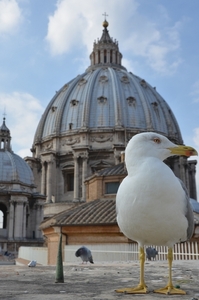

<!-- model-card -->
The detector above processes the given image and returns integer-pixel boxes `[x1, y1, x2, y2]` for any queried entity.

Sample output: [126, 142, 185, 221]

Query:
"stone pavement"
[0, 260, 198, 300]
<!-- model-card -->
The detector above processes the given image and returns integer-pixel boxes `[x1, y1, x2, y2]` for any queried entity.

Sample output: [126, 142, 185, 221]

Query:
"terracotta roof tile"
[40, 199, 117, 229]
[97, 162, 127, 176]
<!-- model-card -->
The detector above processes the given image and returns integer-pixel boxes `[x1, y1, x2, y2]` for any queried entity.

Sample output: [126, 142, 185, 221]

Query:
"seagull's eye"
[153, 138, 161, 144]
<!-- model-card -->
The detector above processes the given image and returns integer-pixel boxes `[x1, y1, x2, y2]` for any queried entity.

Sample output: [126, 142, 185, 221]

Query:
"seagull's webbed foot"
[154, 285, 186, 295]
[154, 248, 186, 295]
[116, 283, 148, 294]
[116, 247, 148, 294]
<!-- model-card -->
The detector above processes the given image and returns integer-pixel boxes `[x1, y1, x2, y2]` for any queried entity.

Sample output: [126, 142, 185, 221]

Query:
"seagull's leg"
[154, 247, 186, 295]
[115, 246, 148, 294]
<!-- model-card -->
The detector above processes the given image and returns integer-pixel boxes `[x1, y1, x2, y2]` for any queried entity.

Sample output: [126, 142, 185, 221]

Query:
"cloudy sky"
[0, 0, 199, 195]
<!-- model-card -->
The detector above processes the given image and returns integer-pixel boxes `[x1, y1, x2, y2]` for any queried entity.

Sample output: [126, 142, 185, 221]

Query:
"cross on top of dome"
[102, 12, 109, 28]
[88, 14, 125, 71]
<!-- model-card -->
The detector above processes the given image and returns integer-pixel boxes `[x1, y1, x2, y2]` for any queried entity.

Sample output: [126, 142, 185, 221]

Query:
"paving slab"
[0, 260, 198, 300]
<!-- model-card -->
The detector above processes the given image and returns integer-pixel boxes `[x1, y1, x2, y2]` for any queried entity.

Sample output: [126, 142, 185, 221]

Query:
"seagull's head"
[125, 132, 197, 163]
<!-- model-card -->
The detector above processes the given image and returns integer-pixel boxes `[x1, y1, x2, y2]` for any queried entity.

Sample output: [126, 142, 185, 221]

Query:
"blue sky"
[0, 0, 199, 195]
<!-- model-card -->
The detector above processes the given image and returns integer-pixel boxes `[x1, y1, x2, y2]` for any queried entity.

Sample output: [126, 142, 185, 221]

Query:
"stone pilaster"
[73, 156, 79, 201]
[46, 160, 53, 203]
[8, 200, 14, 240]
[41, 161, 46, 195]
[81, 153, 88, 202]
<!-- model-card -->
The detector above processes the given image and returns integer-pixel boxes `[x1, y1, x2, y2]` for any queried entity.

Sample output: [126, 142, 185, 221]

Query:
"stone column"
[46, 160, 53, 203]
[73, 156, 79, 201]
[41, 161, 46, 195]
[100, 50, 104, 63]
[112, 50, 116, 64]
[14, 199, 26, 239]
[35, 203, 42, 239]
[22, 202, 27, 238]
[107, 50, 110, 63]
[96, 50, 99, 64]
[8, 200, 14, 240]
[81, 154, 88, 202]
[91, 52, 94, 65]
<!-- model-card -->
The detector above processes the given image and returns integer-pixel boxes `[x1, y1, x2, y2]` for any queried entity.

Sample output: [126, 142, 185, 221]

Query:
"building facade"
[0, 118, 45, 252]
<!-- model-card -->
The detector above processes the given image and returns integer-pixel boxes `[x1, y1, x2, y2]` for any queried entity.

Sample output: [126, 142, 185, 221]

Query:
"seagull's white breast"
[116, 157, 188, 247]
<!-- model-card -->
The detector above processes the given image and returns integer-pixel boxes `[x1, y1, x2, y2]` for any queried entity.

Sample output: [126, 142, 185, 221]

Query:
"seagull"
[116, 132, 197, 295]
[75, 246, 94, 264]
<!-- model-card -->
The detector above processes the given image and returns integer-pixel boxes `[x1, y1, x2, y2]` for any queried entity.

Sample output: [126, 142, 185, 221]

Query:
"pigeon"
[116, 132, 197, 295]
[146, 247, 158, 260]
[75, 246, 94, 264]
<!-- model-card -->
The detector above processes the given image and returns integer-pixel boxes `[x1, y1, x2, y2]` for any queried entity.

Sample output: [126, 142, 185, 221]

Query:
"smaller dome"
[0, 151, 34, 185]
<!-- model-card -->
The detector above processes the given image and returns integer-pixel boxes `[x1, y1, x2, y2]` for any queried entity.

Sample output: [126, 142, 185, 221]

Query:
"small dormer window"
[69, 123, 73, 130]
[70, 99, 79, 106]
[99, 75, 108, 83]
[151, 101, 158, 107]
[127, 97, 136, 106]
[51, 106, 57, 112]
[121, 76, 129, 83]
[97, 96, 107, 104]
[140, 79, 147, 88]
[78, 78, 87, 86]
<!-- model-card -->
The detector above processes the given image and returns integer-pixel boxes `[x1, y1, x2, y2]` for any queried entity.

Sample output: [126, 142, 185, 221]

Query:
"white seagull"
[116, 132, 197, 295]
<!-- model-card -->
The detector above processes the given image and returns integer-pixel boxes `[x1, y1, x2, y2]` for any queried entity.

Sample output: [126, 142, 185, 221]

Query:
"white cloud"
[45, 0, 182, 75]
[123, 19, 182, 75]
[0, 0, 22, 35]
[45, 0, 138, 56]
[0, 92, 44, 157]
[191, 80, 199, 103]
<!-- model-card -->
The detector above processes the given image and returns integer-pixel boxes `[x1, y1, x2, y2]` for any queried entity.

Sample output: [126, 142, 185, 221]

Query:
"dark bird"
[75, 246, 94, 264]
[116, 132, 197, 295]
[146, 247, 158, 260]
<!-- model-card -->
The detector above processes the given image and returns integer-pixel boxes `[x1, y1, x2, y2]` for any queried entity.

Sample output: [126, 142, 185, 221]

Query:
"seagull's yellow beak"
[168, 145, 198, 157]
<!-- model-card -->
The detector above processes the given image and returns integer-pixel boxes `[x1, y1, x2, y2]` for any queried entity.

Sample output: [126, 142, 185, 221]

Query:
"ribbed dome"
[0, 150, 34, 185]
[34, 68, 182, 144]
[34, 21, 183, 146]
[0, 118, 34, 186]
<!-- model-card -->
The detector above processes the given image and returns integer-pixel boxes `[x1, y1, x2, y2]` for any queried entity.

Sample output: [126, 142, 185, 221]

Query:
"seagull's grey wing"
[178, 179, 194, 240]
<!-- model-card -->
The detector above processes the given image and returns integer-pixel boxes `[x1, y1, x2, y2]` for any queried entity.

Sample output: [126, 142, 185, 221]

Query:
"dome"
[0, 151, 34, 185]
[34, 69, 182, 144]
[0, 118, 34, 186]
[34, 22, 182, 146]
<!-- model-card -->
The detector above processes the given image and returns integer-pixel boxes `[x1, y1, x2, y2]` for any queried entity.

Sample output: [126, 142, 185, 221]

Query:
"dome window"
[99, 75, 108, 83]
[51, 106, 57, 112]
[78, 78, 87, 86]
[140, 79, 147, 87]
[97, 96, 107, 104]
[70, 99, 79, 106]
[151, 101, 158, 107]
[69, 123, 73, 130]
[127, 97, 136, 106]
[121, 76, 129, 83]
